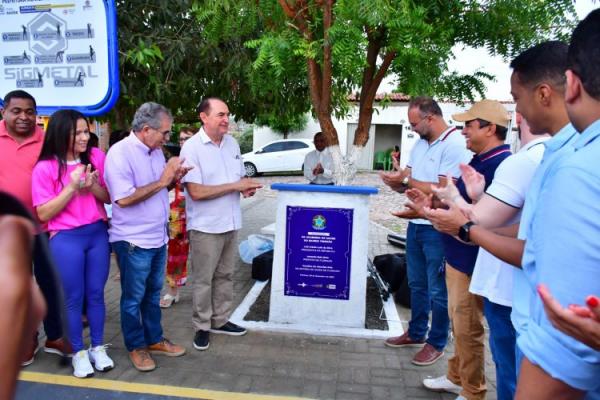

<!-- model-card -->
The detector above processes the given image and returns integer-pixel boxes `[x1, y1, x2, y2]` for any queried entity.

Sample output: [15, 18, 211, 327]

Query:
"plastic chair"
[373, 151, 386, 170]
[383, 150, 393, 171]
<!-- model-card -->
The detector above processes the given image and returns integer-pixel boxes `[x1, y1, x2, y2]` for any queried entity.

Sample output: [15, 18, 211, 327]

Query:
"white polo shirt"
[180, 128, 245, 234]
[407, 126, 471, 224]
[469, 137, 548, 306]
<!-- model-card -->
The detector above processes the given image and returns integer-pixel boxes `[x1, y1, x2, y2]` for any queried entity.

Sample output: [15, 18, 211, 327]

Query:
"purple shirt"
[104, 133, 169, 248]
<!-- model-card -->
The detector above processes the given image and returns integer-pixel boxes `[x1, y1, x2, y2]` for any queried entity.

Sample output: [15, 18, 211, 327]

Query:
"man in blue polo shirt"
[515, 10, 600, 399]
[423, 100, 512, 400]
[382, 96, 470, 367]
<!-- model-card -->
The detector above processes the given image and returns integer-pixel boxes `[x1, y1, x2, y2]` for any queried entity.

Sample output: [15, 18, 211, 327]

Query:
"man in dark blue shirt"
[422, 100, 512, 400]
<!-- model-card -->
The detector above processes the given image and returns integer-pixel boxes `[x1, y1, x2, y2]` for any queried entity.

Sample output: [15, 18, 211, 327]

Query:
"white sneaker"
[455, 396, 467, 400]
[88, 345, 115, 372]
[72, 350, 94, 378]
[423, 375, 462, 394]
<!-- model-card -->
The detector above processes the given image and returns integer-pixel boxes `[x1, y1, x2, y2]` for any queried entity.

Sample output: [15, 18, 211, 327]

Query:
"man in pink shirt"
[0, 90, 68, 365]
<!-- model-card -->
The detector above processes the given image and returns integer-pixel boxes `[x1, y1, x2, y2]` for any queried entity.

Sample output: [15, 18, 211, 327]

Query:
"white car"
[242, 139, 314, 177]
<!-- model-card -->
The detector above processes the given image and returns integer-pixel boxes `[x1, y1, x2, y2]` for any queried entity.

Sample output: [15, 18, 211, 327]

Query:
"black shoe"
[193, 330, 209, 351]
[209, 321, 247, 336]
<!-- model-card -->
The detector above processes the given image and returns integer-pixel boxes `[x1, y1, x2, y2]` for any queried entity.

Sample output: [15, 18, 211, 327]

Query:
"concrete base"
[231, 280, 404, 339]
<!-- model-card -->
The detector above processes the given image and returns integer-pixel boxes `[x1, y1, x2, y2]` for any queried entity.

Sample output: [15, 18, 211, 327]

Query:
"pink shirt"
[0, 120, 45, 216]
[32, 147, 108, 232]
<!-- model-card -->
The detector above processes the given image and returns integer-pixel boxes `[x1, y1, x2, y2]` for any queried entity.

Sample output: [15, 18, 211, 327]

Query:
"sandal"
[160, 293, 180, 308]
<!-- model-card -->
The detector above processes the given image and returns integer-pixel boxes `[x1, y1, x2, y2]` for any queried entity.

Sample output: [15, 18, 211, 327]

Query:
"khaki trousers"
[189, 230, 238, 332]
[446, 263, 486, 400]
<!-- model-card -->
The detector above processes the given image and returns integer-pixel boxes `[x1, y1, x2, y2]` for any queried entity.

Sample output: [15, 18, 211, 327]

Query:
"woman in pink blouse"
[32, 109, 113, 378]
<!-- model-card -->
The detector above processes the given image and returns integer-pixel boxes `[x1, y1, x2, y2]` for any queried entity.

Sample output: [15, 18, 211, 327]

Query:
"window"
[283, 141, 309, 150]
[261, 142, 285, 153]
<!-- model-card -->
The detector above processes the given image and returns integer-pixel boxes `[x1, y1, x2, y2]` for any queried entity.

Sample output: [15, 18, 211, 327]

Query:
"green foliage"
[198, 0, 576, 130]
[237, 127, 254, 154]
[110, 0, 577, 145]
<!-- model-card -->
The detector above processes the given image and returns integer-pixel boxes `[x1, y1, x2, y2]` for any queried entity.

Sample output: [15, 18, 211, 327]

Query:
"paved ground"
[18, 173, 498, 400]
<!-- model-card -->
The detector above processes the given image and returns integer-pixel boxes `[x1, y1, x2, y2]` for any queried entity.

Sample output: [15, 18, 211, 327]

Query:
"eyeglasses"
[409, 115, 431, 128]
[148, 126, 172, 137]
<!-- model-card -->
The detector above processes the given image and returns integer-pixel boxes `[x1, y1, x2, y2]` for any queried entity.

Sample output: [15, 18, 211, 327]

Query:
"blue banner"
[285, 206, 353, 300]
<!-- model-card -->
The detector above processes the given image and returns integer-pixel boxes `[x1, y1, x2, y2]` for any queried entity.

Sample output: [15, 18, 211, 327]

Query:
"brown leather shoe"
[147, 338, 186, 357]
[412, 343, 444, 366]
[384, 332, 425, 348]
[129, 349, 156, 372]
[44, 337, 73, 357]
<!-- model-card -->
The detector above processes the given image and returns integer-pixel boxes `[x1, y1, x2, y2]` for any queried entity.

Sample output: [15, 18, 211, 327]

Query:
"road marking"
[19, 372, 310, 400]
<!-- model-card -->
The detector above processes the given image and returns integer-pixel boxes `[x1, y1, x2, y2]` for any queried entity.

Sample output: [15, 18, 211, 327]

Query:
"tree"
[111, 0, 312, 134]
[198, 0, 577, 183]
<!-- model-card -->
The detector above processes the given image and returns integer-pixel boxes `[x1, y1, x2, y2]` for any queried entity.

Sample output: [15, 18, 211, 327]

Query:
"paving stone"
[23, 173, 500, 400]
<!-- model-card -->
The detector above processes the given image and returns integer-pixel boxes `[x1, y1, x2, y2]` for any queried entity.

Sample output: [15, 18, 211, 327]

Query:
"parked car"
[242, 139, 314, 177]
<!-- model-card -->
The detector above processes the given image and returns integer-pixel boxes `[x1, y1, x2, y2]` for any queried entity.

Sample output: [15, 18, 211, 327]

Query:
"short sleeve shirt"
[0, 120, 45, 216]
[518, 120, 600, 393]
[442, 144, 512, 275]
[32, 147, 108, 232]
[104, 133, 170, 248]
[469, 137, 547, 306]
[512, 125, 578, 333]
[181, 128, 245, 234]
[407, 127, 471, 225]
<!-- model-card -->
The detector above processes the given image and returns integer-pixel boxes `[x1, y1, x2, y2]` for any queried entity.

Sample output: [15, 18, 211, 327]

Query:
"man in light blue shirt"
[516, 10, 600, 399]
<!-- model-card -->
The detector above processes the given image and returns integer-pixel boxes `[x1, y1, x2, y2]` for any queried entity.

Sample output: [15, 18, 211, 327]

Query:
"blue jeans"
[113, 241, 166, 352]
[406, 223, 449, 350]
[50, 221, 110, 352]
[484, 298, 517, 400]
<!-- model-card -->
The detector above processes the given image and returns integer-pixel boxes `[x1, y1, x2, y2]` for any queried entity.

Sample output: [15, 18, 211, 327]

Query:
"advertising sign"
[285, 206, 353, 300]
[0, 0, 118, 115]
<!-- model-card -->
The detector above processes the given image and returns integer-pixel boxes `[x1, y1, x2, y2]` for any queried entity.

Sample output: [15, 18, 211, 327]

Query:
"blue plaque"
[285, 206, 353, 300]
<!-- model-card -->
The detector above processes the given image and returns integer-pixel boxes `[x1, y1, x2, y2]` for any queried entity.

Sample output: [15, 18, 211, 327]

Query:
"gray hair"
[131, 102, 173, 133]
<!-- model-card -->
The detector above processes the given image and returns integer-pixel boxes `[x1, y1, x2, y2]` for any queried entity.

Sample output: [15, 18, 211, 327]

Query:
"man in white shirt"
[303, 132, 334, 185]
[180, 97, 262, 351]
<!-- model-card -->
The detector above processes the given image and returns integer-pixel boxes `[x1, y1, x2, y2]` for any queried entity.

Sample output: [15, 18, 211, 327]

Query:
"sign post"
[0, 0, 118, 115]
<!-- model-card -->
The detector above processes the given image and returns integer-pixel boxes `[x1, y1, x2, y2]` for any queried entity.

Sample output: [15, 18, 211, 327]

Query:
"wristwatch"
[458, 221, 475, 243]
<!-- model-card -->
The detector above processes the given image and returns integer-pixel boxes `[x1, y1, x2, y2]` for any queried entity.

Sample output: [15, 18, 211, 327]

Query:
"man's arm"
[186, 178, 262, 201]
[515, 357, 585, 400]
[469, 225, 524, 267]
[303, 153, 316, 182]
[115, 157, 182, 208]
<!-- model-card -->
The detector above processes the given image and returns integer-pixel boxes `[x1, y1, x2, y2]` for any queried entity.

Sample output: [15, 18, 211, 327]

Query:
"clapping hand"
[431, 173, 460, 204]
[404, 188, 432, 217]
[69, 165, 86, 191]
[460, 164, 485, 202]
[81, 164, 99, 190]
[423, 199, 470, 236]
[380, 168, 408, 193]
[538, 284, 600, 351]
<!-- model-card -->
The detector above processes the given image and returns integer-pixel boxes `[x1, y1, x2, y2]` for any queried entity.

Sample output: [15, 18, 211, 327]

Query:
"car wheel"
[244, 162, 258, 177]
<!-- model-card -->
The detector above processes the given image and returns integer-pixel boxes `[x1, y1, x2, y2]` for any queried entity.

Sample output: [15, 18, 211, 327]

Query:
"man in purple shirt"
[104, 102, 190, 372]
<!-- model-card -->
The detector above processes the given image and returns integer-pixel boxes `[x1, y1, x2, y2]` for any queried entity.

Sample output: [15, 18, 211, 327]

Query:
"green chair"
[383, 149, 393, 171]
[373, 151, 386, 170]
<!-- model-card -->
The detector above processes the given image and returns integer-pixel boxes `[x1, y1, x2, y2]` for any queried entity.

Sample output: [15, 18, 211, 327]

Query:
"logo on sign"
[28, 12, 68, 57]
[312, 215, 326, 230]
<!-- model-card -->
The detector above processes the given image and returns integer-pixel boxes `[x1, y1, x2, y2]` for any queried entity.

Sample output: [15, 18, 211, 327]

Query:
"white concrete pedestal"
[269, 183, 377, 329]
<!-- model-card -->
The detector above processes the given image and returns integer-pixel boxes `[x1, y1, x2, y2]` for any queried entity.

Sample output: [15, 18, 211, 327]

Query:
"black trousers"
[33, 233, 63, 341]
